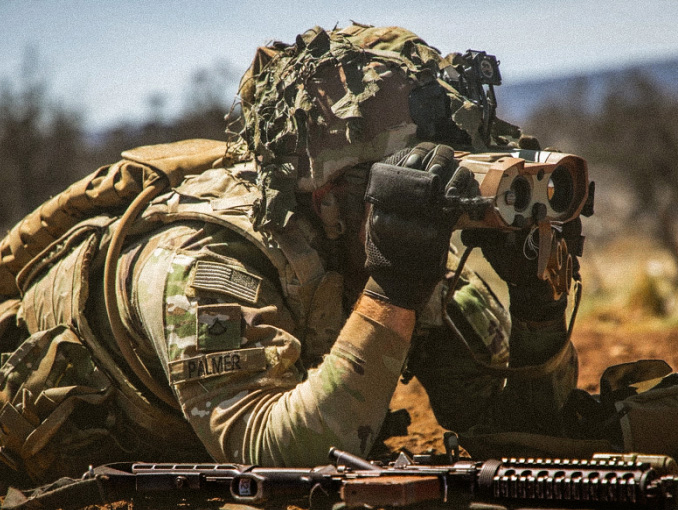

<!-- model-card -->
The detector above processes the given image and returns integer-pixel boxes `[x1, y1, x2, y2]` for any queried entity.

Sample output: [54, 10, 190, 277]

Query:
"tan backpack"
[0, 139, 230, 299]
[0, 139, 233, 482]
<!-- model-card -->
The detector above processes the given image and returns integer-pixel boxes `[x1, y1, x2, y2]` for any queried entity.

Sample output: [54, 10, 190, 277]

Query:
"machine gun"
[5, 447, 677, 509]
[129, 449, 678, 509]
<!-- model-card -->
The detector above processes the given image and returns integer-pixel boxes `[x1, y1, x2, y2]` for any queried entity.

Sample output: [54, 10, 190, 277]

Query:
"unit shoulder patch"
[168, 347, 267, 385]
[196, 303, 242, 352]
[190, 260, 261, 304]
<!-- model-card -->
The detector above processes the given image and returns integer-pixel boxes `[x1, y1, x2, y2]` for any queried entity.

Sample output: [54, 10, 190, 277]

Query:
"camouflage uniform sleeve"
[410, 251, 577, 435]
[496, 314, 578, 434]
[125, 221, 409, 466]
[410, 265, 510, 433]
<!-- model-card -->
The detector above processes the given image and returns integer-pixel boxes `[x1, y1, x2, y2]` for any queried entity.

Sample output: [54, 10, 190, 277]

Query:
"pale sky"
[2, 0, 678, 130]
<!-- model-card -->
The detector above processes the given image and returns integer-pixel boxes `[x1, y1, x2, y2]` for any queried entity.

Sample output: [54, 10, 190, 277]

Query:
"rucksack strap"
[100, 140, 228, 410]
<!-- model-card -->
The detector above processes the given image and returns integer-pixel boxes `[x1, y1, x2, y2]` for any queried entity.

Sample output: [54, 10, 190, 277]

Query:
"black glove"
[363, 143, 464, 310]
[461, 219, 583, 322]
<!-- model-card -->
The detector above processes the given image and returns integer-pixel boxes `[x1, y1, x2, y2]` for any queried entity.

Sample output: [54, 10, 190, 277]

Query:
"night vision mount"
[443, 50, 502, 144]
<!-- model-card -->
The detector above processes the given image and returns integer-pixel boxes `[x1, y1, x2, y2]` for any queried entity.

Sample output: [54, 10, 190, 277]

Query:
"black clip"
[444, 431, 460, 463]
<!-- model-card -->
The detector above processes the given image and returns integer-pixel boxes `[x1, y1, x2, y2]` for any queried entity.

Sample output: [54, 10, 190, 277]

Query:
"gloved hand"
[460, 219, 583, 322]
[363, 143, 468, 310]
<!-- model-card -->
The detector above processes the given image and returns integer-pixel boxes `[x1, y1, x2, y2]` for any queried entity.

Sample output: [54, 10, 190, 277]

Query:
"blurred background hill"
[499, 56, 678, 123]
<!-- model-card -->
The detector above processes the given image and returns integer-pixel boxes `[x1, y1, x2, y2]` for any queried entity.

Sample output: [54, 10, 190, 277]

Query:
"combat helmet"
[238, 22, 521, 231]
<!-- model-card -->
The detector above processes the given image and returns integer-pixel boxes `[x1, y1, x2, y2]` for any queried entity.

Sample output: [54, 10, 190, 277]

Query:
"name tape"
[169, 347, 267, 384]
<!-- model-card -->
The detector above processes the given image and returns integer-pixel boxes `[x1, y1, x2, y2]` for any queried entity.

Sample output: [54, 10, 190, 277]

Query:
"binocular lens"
[548, 166, 574, 213]
[510, 176, 531, 212]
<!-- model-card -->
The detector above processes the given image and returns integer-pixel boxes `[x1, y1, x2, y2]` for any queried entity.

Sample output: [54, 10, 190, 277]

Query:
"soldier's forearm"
[253, 294, 414, 466]
[498, 315, 577, 434]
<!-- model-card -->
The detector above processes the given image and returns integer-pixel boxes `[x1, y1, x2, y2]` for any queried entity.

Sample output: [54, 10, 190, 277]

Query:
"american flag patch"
[191, 260, 261, 304]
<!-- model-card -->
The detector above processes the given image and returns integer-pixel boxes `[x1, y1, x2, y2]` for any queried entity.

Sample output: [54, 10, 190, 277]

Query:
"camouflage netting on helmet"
[239, 23, 517, 232]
